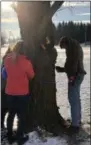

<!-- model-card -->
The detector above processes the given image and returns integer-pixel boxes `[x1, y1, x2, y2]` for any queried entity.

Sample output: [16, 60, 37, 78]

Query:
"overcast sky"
[1, 2, 90, 38]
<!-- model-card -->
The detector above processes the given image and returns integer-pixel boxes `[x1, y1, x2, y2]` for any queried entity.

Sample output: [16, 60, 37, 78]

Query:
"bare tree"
[11, 1, 66, 134]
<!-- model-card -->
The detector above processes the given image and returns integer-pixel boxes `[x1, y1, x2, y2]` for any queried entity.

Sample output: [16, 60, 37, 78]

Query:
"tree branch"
[37, 2, 64, 38]
[50, 1, 64, 18]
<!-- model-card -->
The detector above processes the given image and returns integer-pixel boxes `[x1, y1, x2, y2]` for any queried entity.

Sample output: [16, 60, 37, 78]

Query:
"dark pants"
[1, 108, 8, 128]
[1, 90, 8, 128]
[6, 94, 30, 139]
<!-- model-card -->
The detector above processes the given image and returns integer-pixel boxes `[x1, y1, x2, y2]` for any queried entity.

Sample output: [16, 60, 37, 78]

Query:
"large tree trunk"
[13, 1, 66, 134]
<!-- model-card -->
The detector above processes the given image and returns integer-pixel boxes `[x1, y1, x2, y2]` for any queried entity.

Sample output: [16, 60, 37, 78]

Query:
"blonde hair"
[3, 45, 12, 62]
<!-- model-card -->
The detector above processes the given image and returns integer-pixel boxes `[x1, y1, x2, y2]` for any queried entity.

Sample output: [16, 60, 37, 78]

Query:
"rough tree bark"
[12, 1, 66, 134]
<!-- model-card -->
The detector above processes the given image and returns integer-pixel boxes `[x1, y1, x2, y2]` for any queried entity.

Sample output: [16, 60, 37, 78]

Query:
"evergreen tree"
[55, 21, 90, 44]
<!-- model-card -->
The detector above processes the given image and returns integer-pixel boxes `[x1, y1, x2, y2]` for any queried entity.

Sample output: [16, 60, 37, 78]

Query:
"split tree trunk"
[12, 1, 66, 134]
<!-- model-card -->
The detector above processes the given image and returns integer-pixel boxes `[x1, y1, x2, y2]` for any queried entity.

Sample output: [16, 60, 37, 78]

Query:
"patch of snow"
[24, 132, 67, 145]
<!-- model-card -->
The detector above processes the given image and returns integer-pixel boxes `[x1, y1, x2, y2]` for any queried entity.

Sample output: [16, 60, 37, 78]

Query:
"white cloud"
[76, 13, 90, 16]
[63, 2, 90, 7]
[73, 20, 90, 23]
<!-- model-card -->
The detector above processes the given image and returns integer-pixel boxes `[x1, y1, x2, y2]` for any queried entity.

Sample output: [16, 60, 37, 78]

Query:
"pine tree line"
[53, 21, 91, 44]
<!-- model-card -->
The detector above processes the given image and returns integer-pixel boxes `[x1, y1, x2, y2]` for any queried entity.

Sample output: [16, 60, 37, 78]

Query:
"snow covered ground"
[1, 45, 90, 145]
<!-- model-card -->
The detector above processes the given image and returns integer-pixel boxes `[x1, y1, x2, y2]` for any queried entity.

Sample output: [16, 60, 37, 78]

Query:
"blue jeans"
[68, 73, 85, 127]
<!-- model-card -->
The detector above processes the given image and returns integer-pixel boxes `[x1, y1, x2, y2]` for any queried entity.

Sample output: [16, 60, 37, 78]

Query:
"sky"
[1, 2, 90, 39]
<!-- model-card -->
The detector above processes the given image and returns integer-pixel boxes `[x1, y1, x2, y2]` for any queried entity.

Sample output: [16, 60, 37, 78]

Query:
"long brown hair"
[10, 40, 24, 63]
